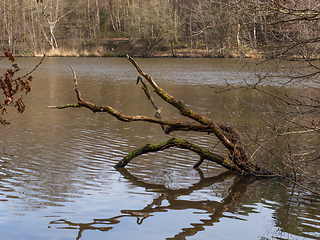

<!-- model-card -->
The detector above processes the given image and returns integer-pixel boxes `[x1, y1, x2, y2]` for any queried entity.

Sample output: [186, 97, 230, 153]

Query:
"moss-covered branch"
[47, 103, 80, 109]
[126, 55, 261, 174]
[114, 137, 237, 171]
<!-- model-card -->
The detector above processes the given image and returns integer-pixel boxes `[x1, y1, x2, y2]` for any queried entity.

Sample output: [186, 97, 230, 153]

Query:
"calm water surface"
[0, 57, 319, 240]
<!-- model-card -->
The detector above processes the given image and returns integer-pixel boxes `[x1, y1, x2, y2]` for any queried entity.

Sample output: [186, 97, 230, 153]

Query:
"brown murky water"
[0, 57, 319, 240]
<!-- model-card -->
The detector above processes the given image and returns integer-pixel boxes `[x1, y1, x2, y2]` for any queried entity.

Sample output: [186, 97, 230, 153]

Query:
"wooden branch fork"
[48, 56, 274, 176]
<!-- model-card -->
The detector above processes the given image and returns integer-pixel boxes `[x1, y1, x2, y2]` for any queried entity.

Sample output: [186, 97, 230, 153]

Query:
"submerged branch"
[114, 137, 237, 171]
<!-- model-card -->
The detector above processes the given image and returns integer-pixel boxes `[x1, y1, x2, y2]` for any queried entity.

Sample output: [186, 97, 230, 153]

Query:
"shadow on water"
[49, 169, 257, 240]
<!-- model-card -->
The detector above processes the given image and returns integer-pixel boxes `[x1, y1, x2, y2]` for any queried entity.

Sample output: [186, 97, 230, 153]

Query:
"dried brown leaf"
[4, 50, 15, 62]
[24, 83, 31, 94]
[2, 108, 8, 115]
[7, 69, 14, 78]
[15, 97, 25, 113]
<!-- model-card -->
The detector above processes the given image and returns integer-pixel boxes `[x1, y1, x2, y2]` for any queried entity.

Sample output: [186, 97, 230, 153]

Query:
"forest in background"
[1, 0, 319, 58]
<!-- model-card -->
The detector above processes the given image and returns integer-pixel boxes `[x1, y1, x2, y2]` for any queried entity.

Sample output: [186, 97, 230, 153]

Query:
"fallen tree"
[48, 55, 283, 177]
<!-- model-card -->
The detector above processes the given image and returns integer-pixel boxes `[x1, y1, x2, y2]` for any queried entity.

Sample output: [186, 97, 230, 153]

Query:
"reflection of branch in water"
[168, 174, 256, 239]
[49, 168, 256, 240]
[49, 219, 113, 240]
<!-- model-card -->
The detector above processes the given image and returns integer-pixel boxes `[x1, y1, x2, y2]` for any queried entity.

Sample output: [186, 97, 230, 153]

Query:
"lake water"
[0, 57, 319, 240]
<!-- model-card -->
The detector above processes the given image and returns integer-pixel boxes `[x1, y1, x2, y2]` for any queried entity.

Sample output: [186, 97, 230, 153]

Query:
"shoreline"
[5, 39, 263, 59]
[5, 45, 310, 60]
[10, 49, 262, 59]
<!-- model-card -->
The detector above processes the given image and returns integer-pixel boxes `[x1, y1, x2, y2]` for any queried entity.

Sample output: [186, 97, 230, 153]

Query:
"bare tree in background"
[126, 0, 178, 56]
[217, 0, 320, 186]
[35, 0, 74, 50]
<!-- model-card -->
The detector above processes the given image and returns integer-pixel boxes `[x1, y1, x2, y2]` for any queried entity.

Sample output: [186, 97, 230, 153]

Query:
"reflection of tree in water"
[49, 168, 257, 240]
[270, 184, 320, 239]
